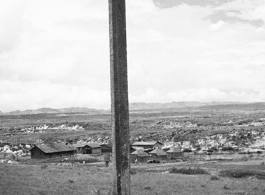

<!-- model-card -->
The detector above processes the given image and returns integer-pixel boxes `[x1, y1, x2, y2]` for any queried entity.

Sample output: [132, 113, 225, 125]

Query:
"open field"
[1, 105, 265, 194]
[1, 108, 265, 145]
[1, 160, 265, 195]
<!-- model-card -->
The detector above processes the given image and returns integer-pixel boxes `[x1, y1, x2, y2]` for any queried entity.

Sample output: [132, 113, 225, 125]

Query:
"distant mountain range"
[129, 101, 245, 110]
[2, 107, 107, 115]
[1, 102, 265, 115]
[129, 102, 265, 111]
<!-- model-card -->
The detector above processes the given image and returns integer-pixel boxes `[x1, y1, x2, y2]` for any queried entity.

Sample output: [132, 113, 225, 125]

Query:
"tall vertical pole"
[109, 0, 130, 195]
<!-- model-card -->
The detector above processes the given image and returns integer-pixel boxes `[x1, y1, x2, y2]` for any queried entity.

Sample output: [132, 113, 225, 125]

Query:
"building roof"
[167, 147, 182, 153]
[73, 142, 101, 148]
[149, 148, 167, 156]
[132, 141, 162, 146]
[73, 143, 87, 148]
[100, 143, 112, 148]
[131, 150, 149, 157]
[31, 142, 76, 153]
[87, 142, 101, 148]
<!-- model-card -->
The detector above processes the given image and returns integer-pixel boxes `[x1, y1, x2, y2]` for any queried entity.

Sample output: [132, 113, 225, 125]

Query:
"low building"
[149, 148, 168, 161]
[167, 147, 183, 159]
[74, 142, 101, 155]
[30, 142, 76, 159]
[131, 150, 150, 163]
[100, 143, 112, 154]
[132, 141, 163, 149]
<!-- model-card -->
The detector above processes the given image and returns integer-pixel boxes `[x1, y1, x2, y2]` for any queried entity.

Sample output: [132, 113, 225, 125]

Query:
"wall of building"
[31, 148, 75, 159]
[91, 148, 101, 154]
[101, 146, 112, 153]
[31, 147, 45, 159]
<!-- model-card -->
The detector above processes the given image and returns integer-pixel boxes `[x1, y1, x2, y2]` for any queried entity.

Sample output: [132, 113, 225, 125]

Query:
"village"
[0, 125, 265, 165]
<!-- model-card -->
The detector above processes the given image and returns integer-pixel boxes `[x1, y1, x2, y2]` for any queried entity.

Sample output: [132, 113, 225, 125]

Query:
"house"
[149, 148, 168, 161]
[73, 142, 101, 155]
[30, 142, 76, 159]
[100, 143, 112, 154]
[167, 147, 183, 159]
[131, 150, 150, 163]
[132, 141, 163, 149]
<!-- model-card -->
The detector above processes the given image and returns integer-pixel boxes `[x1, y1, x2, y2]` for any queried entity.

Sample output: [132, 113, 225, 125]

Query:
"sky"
[0, 0, 265, 112]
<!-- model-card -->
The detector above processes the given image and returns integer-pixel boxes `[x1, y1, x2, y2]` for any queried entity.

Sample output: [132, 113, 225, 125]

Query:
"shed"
[149, 148, 168, 161]
[100, 143, 112, 154]
[74, 142, 101, 155]
[131, 150, 150, 163]
[30, 142, 76, 159]
[167, 147, 183, 159]
[132, 141, 163, 149]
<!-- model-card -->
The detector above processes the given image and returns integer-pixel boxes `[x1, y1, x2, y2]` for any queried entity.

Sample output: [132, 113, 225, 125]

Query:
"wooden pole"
[109, 0, 130, 195]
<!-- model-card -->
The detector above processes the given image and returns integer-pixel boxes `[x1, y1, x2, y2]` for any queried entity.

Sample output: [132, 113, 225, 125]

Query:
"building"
[73, 142, 101, 155]
[167, 147, 183, 159]
[149, 148, 168, 161]
[100, 143, 112, 154]
[30, 142, 76, 159]
[132, 141, 163, 149]
[131, 150, 150, 163]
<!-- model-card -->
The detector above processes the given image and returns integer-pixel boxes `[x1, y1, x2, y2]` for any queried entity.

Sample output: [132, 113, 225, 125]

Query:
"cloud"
[0, 0, 26, 53]
[153, 0, 237, 8]
[0, 80, 110, 112]
[211, 0, 265, 25]
[130, 87, 265, 103]
[128, 0, 265, 102]
[0, 0, 265, 111]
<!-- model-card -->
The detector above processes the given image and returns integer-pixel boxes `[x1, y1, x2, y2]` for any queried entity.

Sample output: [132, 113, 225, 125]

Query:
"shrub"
[223, 184, 230, 190]
[40, 164, 48, 169]
[130, 169, 137, 175]
[219, 169, 265, 180]
[91, 189, 112, 195]
[210, 175, 219, 180]
[221, 146, 234, 151]
[144, 186, 151, 190]
[182, 148, 192, 153]
[169, 167, 208, 175]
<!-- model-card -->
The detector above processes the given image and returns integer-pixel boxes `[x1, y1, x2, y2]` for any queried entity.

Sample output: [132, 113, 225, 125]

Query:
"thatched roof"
[31, 143, 76, 153]
[149, 148, 167, 156]
[131, 150, 149, 157]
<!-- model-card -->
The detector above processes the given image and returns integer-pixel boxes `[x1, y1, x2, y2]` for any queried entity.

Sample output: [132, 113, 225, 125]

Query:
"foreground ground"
[1, 160, 265, 195]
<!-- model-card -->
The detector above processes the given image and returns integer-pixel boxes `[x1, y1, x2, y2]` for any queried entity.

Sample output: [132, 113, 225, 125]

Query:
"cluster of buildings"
[29, 141, 183, 164]
[2, 128, 264, 163]
[30, 142, 112, 159]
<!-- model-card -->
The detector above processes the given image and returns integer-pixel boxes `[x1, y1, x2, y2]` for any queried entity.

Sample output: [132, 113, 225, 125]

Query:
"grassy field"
[1, 109, 265, 194]
[1, 161, 265, 195]
[1, 109, 265, 145]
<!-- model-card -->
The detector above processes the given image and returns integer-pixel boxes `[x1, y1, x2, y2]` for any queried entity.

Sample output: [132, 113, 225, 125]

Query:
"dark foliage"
[169, 167, 209, 175]
[219, 169, 265, 180]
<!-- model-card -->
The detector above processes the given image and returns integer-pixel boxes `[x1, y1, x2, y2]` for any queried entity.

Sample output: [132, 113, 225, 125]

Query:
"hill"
[1, 102, 265, 115]
[129, 101, 245, 110]
[3, 107, 106, 115]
